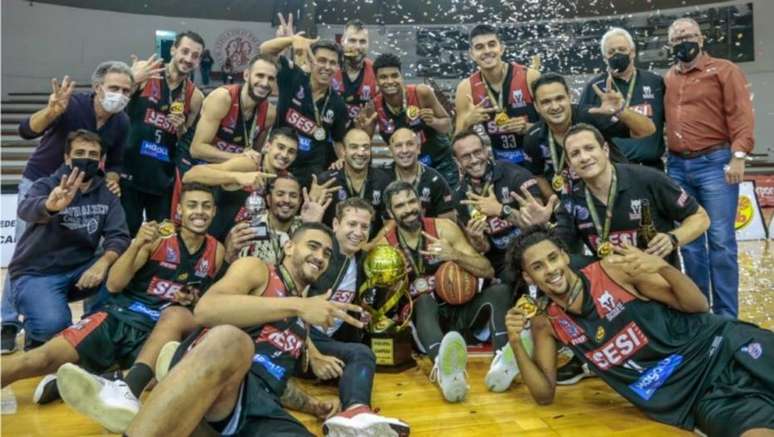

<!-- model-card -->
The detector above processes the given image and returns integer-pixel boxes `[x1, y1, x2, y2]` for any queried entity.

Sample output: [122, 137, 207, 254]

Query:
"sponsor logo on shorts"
[252, 353, 286, 380]
[741, 342, 762, 360]
[629, 354, 683, 400]
[708, 335, 723, 357]
[128, 301, 162, 321]
[586, 321, 648, 371]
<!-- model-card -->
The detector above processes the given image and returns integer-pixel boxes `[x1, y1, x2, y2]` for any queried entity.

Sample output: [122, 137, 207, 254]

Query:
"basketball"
[434, 261, 478, 305]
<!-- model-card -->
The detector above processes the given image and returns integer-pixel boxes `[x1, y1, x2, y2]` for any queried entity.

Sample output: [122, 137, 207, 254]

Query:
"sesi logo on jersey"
[285, 108, 317, 136]
[257, 325, 305, 358]
[147, 277, 184, 300]
[585, 321, 649, 371]
[144, 108, 178, 134]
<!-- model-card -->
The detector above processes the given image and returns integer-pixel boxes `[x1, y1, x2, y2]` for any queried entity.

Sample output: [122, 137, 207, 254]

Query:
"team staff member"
[387, 127, 456, 220]
[121, 31, 206, 235]
[555, 124, 709, 267]
[664, 18, 755, 318]
[368, 53, 458, 189]
[260, 34, 348, 187]
[333, 19, 377, 123]
[506, 226, 774, 436]
[523, 73, 655, 199]
[454, 24, 540, 165]
[452, 131, 552, 282]
[1, 184, 224, 434]
[579, 27, 666, 169]
[313, 129, 392, 236]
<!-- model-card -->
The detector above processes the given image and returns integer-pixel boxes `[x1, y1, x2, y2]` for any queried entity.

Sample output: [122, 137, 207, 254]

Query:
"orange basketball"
[434, 261, 478, 305]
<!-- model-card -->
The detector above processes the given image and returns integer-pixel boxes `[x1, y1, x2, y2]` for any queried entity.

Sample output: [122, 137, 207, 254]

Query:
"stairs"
[1, 90, 54, 192]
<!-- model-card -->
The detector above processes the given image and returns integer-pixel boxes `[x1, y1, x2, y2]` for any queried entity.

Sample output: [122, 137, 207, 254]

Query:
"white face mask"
[100, 90, 129, 114]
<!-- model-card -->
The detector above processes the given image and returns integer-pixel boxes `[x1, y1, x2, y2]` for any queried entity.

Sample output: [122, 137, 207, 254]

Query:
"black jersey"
[317, 167, 392, 237]
[384, 217, 444, 298]
[386, 163, 454, 218]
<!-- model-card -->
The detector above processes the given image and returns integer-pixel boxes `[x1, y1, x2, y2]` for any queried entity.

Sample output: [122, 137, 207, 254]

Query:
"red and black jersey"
[385, 217, 443, 297]
[468, 62, 538, 165]
[333, 58, 377, 121]
[213, 84, 270, 154]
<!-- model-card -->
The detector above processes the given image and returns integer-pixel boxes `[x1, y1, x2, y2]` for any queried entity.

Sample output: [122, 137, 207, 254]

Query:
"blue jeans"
[667, 148, 739, 318]
[8, 260, 99, 346]
[307, 327, 375, 408]
[2, 176, 34, 330]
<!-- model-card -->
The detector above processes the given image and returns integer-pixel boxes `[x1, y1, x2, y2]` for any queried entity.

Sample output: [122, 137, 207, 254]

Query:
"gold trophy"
[358, 245, 415, 371]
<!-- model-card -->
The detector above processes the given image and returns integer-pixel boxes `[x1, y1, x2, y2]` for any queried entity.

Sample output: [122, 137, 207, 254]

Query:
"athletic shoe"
[56, 363, 139, 433]
[485, 344, 519, 392]
[323, 405, 410, 437]
[155, 340, 180, 382]
[1, 325, 18, 354]
[429, 331, 468, 403]
[33, 374, 60, 404]
[556, 355, 593, 385]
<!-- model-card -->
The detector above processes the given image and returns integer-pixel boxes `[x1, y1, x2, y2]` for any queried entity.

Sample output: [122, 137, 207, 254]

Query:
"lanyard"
[397, 230, 424, 276]
[278, 264, 302, 297]
[547, 131, 565, 177]
[344, 171, 367, 199]
[482, 63, 507, 112]
[241, 103, 258, 150]
[385, 87, 407, 117]
[394, 163, 424, 192]
[312, 87, 332, 128]
[611, 70, 638, 108]
[584, 167, 618, 257]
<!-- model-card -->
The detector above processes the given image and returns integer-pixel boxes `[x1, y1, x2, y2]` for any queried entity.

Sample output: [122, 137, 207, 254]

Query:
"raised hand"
[499, 115, 529, 135]
[300, 290, 364, 328]
[45, 168, 86, 212]
[355, 102, 378, 131]
[589, 75, 625, 115]
[308, 174, 342, 204]
[234, 171, 276, 190]
[134, 220, 161, 247]
[460, 186, 503, 218]
[505, 306, 528, 341]
[300, 186, 332, 223]
[510, 187, 557, 227]
[419, 108, 435, 125]
[47, 76, 76, 117]
[464, 94, 497, 127]
[129, 53, 165, 85]
[276, 13, 294, 37]
[608, 243, 669, 275]
[224, 222, 256, 263]
[419, 231, 456, 262]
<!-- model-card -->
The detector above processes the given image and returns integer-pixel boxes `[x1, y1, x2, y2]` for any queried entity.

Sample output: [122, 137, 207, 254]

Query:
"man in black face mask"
[5, 130, 130, 349]
[579, 27, 666, 170]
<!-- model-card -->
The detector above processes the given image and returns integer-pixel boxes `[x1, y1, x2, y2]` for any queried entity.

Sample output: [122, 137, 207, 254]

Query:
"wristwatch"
[733, 151, 747, 160]
[500, 204, 513, 219]
[667, 232, 679, 250]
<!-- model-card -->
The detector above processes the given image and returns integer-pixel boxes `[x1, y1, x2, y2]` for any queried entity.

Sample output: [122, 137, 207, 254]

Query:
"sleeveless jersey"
[109, 234, 219, 329]
[124, 74, 196, 194]
[333, 58, 377, 121]
[374, 85, 452, 165]
[245, 264, 308, 396]
[547, 262, 740, 429]
[469, 63, 538, 164]
[385, 218, 442, 297]
[213, 84, 270, 154]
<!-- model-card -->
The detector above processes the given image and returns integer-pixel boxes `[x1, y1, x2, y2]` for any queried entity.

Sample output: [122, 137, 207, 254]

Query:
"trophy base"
[367, 329, 416, 373]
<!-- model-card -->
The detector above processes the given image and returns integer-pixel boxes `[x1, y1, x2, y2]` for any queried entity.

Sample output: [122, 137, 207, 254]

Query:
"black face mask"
[70, 158, 101, 181]
[607, 53, 631, 73]
[673, 41, 700, 63]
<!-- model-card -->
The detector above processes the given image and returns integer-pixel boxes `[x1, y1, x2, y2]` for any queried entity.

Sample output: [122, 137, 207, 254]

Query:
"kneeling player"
[0, 183, 224, 433]
[506, 226, 773, 436]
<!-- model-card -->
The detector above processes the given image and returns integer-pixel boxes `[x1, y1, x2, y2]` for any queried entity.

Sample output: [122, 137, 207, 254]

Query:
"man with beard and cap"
[297, 197, 411, 435]
[312, 128, 392, 236]
[365, 53, 459, 190]
[663, 18, 754, 319]
[523, 72, 655, 200]
[1, 183, 224, 434]
[121, 31, 206, 235]
[387, 127, 456, 220]
[332, 20, 377, 125]
[579, 27, 666, 170]
[4, 130, 130, 349]
[260, 34, 348, 188]
[374, 181, 523, 403]
[505, 226, 774, 436]
[124, 224, 378, 437]
[454, 24, 541, 166]
[182, 126, 298, 241]
[451, 130, 554, 283]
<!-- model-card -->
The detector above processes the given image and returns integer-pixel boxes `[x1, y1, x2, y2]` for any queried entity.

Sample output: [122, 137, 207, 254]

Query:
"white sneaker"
[323, 405, 410, 436]
[429, 331, 468, 403]
[155, 341, 180, 382]
[485, 343, 519, 392]
[56, 363, 139, 433]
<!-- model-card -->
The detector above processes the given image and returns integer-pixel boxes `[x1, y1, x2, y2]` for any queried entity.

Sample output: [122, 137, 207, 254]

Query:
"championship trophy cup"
[239, 191, 269, 258]
[358, 245, 415, 371]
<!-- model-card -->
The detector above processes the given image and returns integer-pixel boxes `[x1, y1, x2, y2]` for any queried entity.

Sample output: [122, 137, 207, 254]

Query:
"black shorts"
[59, 310, 150, 373]
[694, 328, 774, 436]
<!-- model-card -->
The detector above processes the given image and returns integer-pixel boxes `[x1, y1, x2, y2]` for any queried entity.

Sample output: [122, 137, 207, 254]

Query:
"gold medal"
[516, 295, 539, 319]
[170, 101, 184, 115]
[313, 127, 326, 141]
[551, 174, 565, 192]
[597, 241, 613, 258]
[159, 220, 176, 238]
[494, 111, 510, 127]
[406, 105, 419, 120]
[413, 277, 430, 294]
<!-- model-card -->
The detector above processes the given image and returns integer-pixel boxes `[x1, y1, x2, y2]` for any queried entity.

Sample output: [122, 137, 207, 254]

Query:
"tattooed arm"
[280, 379, 341, 419]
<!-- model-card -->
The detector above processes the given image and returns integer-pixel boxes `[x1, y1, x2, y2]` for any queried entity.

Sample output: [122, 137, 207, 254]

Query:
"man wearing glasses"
[663, 18, 755, 318]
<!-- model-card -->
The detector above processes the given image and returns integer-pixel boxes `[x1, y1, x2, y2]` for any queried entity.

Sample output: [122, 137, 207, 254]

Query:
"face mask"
[100, 91, 129, 113]
[673, 41, 700, 63]
[70, 158, 101, 181]
[607, 53, 631, 73]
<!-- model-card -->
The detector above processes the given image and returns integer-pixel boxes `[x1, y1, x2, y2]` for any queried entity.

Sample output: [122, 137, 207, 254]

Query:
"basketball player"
[454, 24, 540, 165]
[1, 184, 224, 433]
[333, 20, 377, 124]
[506, 226, 774, 436]
[121, 31, 206, 235]
[123, 224, 399, 437]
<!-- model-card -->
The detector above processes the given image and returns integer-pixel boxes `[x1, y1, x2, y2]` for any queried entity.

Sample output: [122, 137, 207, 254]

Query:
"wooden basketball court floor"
[2, 240, 772, 436]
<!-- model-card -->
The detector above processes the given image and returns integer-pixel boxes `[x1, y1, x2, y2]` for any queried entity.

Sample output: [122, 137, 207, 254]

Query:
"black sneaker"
[33, 374, 60, 404]
[556, 355, 593, 385]
[1, 325, 18, 354]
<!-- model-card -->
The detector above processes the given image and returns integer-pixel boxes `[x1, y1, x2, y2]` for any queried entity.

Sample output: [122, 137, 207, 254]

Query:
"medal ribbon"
[584, 167, 618, 252]
[312, 87, 332, 130]
[482, 63, 507, 112]
[397, 230, 424, 276]
[611, 69, 638, 108]
[547, 131, 566, 180]
[344, 170, 368, 199]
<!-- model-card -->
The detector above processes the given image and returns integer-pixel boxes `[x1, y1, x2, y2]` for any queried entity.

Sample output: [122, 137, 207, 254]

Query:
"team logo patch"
[595, 290, 626, 321]
[338, 189, 348, 201]
[295, 86, 305, 100]
[742, 342, 762, 360]
[574, 204, 590, 220]
[361, 85, 371, 100]
[372, 191, 381, 205]
[323, 109, 335, 124]
[512, 89, 526, 108]
[629, 199, 642, 221]
[195, 259, 210, 278]
[421, 187, 431, 202]
[595, 326, 606, 343]
[642, 86, 654, 100]
[501, 187, 510, 203]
